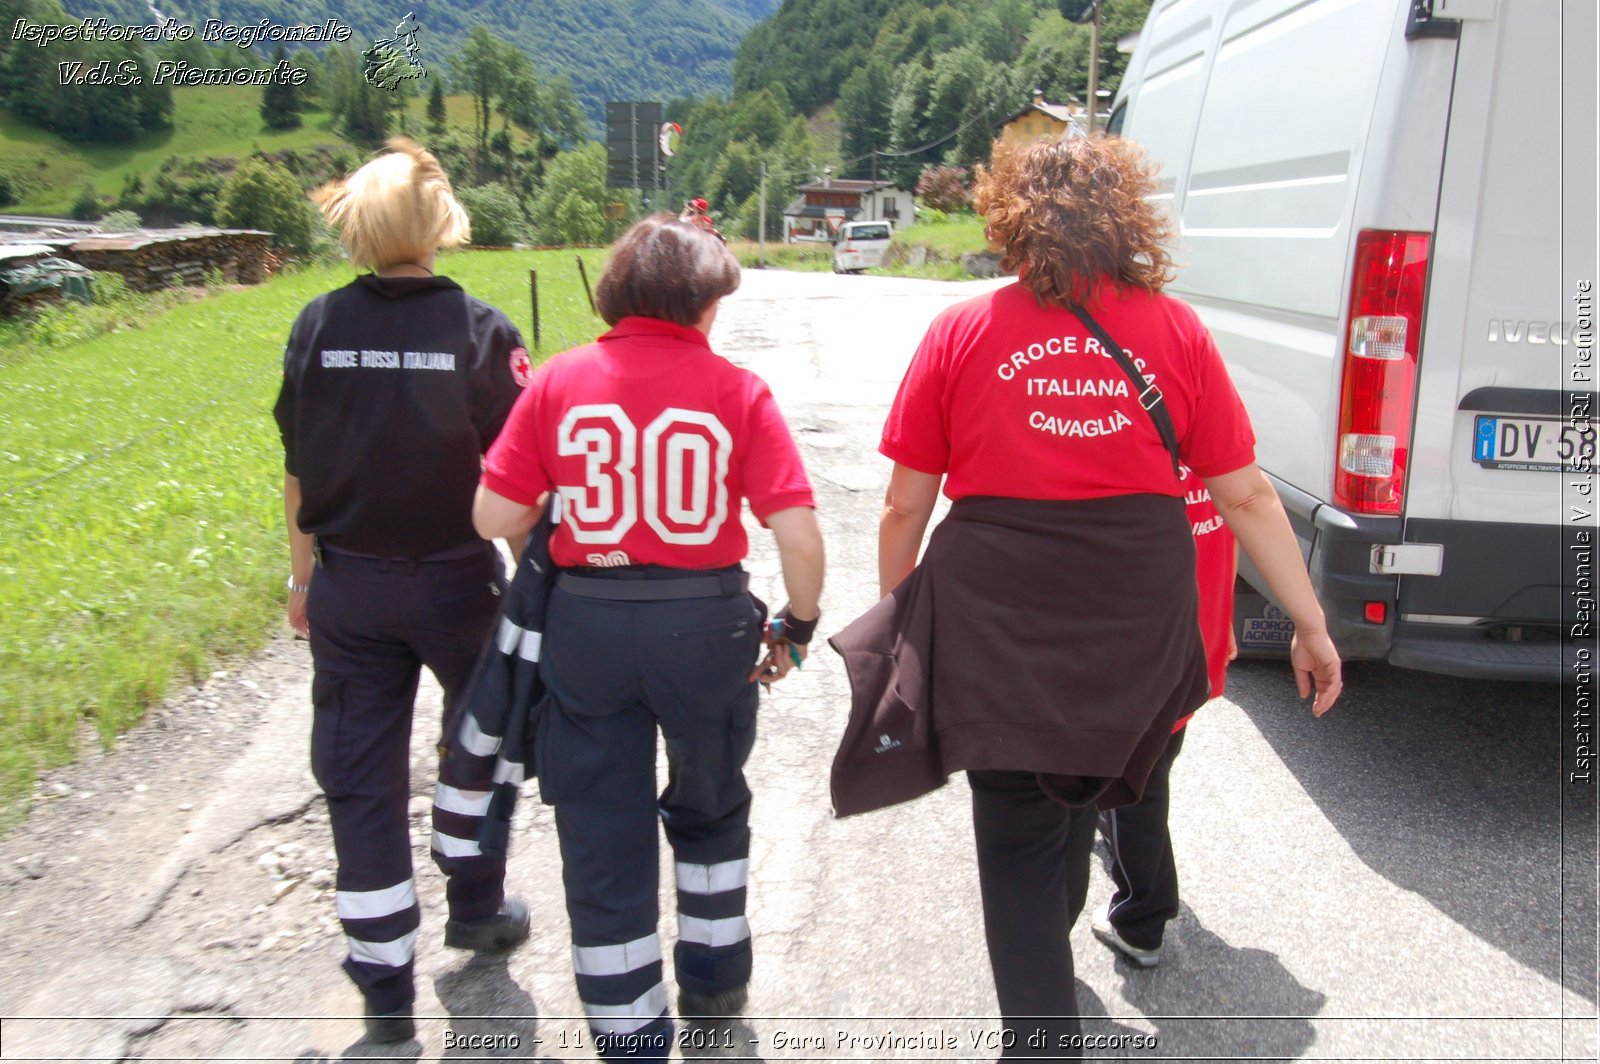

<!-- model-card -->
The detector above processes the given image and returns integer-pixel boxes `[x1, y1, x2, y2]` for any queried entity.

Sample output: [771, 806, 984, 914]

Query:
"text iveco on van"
[1111, 0, 1594, 680]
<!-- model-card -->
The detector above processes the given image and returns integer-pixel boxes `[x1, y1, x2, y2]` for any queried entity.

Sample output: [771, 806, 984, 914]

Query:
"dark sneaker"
[364, 1003, 416, 1043]
[444, 895, 531, 952]
[1090, 908, 1162, 968]
[679, 985, 749, 1018]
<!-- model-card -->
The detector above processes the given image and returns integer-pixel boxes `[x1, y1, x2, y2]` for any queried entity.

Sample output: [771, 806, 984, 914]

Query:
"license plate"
[1472, 415, 1595, 472]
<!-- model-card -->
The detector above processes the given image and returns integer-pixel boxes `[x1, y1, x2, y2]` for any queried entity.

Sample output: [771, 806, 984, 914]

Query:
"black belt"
[556, 568, 748, 601]
[318, 539, 489, 564]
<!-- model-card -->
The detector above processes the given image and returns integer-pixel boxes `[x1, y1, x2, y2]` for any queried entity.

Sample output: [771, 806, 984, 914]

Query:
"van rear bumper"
[1249, 474, 1571, 682]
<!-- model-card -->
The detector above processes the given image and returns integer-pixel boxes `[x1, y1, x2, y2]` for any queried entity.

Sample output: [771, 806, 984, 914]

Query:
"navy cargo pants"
[307, 542, 509, 1015]
[536, 568, 763, 1062]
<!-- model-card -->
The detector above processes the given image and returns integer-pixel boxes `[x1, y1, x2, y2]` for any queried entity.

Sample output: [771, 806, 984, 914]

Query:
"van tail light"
[1333, 229, 1430, 515]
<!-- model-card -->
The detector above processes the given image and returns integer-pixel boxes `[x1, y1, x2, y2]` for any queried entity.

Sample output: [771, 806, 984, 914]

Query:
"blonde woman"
[273, 139, 532, 1044]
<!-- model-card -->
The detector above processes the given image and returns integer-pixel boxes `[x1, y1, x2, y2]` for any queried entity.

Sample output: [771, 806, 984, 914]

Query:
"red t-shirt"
[482, 316, 815, 569]
[881, 282, 1256, 500]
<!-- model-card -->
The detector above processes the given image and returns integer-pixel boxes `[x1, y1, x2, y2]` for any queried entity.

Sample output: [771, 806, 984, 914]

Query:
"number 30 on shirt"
[556, 404, 732, 546]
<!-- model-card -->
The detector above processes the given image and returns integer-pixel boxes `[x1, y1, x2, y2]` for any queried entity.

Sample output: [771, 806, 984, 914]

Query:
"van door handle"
[1370, 543, 1444, 576]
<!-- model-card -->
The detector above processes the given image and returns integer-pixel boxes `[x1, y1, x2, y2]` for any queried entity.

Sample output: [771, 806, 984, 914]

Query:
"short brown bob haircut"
[974, 136, 1175, 309]
[595, 213, 741, 327]
[313, 138, 470, 271]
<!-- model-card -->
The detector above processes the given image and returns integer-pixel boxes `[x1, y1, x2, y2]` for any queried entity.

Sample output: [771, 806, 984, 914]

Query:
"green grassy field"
[893, 214, 988, 259]
[0, 247, 606, 829]
[0, 88, 491, 216]
[728, 239, 832, 272]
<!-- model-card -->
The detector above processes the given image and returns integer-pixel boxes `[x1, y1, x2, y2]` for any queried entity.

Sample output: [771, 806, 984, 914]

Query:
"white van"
[1110, 0, 1595, 681]
[833, 220, 892, 273]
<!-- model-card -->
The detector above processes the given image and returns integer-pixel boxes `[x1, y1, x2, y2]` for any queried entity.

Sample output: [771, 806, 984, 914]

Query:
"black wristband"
[779, 606, 818, 645]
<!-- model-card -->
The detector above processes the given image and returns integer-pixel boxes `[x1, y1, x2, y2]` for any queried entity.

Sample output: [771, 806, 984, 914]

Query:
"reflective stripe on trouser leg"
[572, 933, 672, 1060]
[674, 857, 753, 997]
[653, 604, 760, 998]
[544, 694, 672, 1061]
[429, 777, 508, 924]
[334, 868, 422, 1011]
[338, 878, 421, 979]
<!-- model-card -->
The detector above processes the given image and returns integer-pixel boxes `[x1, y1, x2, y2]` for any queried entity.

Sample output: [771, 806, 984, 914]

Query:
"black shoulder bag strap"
[1067, 301, 1183, 480]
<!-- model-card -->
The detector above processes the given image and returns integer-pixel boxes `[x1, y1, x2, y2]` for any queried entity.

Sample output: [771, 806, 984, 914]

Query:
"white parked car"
[832, 221, 892, 273]
[1112, 0, 1593, 681]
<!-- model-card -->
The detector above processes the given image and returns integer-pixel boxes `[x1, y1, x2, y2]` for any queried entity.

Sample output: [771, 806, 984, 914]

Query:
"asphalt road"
[0, 267, 1593, 1063]
[710, 269, 1598, 1062]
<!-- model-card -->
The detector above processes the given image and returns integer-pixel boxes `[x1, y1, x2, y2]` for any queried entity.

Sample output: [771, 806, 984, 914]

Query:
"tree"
[975, 0, 1039, 63]
[1016, 14, 1092, 105]
[456, 182, 526, 245]
[290, 48, 322, 104]
[215, 159, 318, 252]
[531, 142, 613, 246]
[261, 44, 303, 131]
[916, 165, 972, 213]
[70, 181, 102, 221]
[452, 28, 520, 175]
[427, 77, 448, 133]
[732, 186, 784, 242]
[342, 82, 390, 146]
[707, 141, 764, 210]
[550, 191, 606, 246]
[925, 46, 990, 162]
[837, 57, 894, 179]
[541, 77, 590, 148]
[885, 63, 936, 187]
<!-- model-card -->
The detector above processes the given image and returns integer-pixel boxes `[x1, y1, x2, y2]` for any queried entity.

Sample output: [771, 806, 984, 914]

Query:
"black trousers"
[968, 770, 1100, 1062]
[537, 577, 763, 1061]
[1100, 726, 1186, 950]
[307, 544, 508, 1014]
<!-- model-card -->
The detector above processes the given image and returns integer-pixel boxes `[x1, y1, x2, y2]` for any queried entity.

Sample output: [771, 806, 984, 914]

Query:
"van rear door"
[1391, 3, 1590, 675]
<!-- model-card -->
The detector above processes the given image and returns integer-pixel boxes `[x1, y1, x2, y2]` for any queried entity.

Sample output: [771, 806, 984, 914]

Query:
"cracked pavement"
[0, 269, 1593, 1062]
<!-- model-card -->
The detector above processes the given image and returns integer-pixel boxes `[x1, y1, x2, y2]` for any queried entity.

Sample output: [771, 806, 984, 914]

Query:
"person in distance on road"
[273, 138, 533, 1046]
[680, 196, 725, 242]
[472, 214, 824, 1062]
[863, 135, 1342, 1058]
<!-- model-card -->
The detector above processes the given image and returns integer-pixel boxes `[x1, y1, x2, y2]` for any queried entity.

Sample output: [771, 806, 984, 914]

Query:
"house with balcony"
[782, 177, 915, 242]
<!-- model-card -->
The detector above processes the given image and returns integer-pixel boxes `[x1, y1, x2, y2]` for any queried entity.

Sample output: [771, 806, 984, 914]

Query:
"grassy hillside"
[0, 86, 504, 216]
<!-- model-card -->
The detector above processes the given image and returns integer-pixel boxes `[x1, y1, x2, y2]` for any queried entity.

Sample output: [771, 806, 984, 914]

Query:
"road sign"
[606, 101, 664, 190]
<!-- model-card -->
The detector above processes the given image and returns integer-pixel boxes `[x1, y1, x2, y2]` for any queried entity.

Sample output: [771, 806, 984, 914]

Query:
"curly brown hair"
[973, 136, 1175, 308]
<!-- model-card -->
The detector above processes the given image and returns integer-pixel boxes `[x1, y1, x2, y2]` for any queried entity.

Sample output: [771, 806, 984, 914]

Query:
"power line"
[761, 91, 1008, 185]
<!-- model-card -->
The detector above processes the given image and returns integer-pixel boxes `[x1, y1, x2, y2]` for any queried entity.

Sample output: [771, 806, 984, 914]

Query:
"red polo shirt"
[483, 316, 815, 569]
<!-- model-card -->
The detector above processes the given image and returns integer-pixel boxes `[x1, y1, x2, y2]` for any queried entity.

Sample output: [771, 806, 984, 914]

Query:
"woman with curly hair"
[864, 135, 1342, 1057]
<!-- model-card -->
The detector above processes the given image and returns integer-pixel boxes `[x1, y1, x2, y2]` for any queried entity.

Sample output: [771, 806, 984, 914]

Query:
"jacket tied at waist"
[829, 493, 1210, 815]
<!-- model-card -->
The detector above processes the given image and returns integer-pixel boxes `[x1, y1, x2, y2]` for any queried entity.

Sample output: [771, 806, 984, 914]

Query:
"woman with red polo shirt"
[872, 137, 1342, 1058]
[472, 214, 824, 1062]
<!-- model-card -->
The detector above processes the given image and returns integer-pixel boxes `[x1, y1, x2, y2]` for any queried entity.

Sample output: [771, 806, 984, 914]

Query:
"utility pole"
[1086, 0, 1101, 134]
[758, 162, 767, 268]
[870, 150, 879, 220]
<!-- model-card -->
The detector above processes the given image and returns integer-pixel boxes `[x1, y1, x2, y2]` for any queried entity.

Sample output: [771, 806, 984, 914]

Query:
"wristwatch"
[286, 576, 311, 594]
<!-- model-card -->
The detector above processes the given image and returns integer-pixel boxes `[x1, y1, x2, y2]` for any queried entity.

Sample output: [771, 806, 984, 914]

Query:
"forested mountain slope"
[47, 0, 781, 120]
